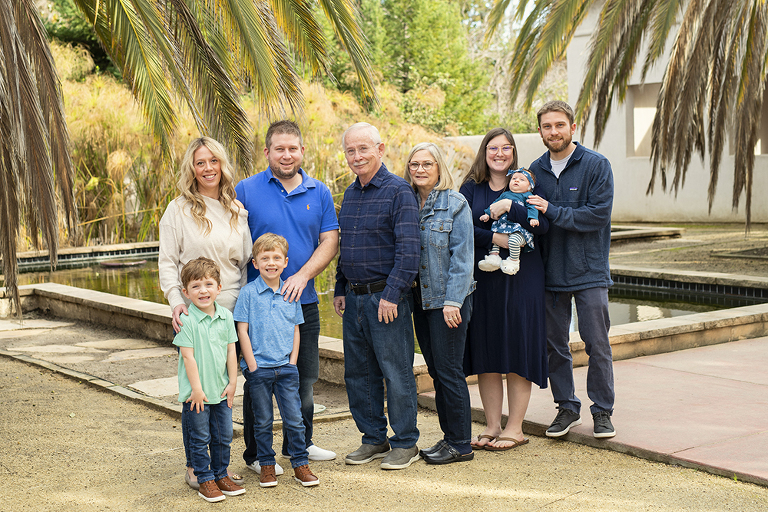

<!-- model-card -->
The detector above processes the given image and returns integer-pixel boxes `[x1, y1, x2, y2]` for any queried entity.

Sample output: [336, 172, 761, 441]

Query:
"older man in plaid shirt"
[333, 122, 421, 471]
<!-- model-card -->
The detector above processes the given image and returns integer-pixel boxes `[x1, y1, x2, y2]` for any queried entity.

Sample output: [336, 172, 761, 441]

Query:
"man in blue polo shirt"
[235, 120, 340, 470]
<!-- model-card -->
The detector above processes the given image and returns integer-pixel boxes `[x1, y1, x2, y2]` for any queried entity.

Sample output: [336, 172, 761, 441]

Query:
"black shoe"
[419, 440, 446, 457]
[592, 410, 616, 438]
[546, 408, 582, 437]
[422, 443, 474, 465]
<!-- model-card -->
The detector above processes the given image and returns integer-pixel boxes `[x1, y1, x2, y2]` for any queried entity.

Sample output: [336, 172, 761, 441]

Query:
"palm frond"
[1, 0, 76, 316]
[270, 0, 330, 78]
[732, 0, 768, 229]
[484, 0, 516, 43]
[707, 0, 743, 211]
[505, 0, 548, 105]
[166, 0, 253, 171]
[640, 0, 683, 79]
[523, 0, 594, 109]
[317, 0, 378, 105]
[577, 0, 653, 143]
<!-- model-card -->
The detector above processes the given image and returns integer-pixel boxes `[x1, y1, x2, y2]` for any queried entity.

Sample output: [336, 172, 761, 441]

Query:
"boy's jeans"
[182, 400, 232, 484]
[244, 364, 309, 468]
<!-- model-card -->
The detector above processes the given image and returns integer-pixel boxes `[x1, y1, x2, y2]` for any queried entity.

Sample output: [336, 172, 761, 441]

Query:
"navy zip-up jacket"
[529, 143, 614, 292]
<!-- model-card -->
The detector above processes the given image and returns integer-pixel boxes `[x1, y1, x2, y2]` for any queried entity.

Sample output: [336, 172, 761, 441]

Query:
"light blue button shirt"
[234, 276, 304, 369]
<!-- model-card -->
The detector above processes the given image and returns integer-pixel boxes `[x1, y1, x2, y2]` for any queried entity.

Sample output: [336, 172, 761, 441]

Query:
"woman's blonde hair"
[176, 137, 240, 235]
[404, 142, 455, 192]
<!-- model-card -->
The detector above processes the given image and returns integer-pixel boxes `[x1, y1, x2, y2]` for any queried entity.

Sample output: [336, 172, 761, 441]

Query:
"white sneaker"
[307, 444, 337, 461]
[478, 253, 502, 272]
[500, 258, 520, 275]
[246, 460, 284, 475]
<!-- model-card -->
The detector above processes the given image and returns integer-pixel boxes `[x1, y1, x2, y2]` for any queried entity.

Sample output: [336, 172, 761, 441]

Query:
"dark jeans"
[243, 302, 320, 464]
[413, 296, 473, 448]
[182, 401, 232, 484]
[244, 364, 308, 468]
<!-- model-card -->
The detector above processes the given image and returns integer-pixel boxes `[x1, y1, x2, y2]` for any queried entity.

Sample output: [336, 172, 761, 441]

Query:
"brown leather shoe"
[215, 476, 245, 496]
[198, 480, 225, 502]
[293, 464, 319, 487]
[259, 464, 278, 488]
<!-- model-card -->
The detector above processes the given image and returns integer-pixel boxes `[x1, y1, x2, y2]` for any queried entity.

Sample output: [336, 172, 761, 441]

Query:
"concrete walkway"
[3, 310, 767, 488]
[421, 335, 768, 487]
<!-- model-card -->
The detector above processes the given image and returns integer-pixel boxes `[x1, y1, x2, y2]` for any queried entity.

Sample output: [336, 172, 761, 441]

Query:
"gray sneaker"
[344, 441, 390, 465]
[380, 446, 420, 470]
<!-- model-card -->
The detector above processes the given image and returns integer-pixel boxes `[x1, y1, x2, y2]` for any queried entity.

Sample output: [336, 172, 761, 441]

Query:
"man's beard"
[543, 133, 572, 154]
[271, 164, 299, 180]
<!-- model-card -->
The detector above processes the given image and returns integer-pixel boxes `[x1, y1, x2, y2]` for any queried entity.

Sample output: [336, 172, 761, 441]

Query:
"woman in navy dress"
[459, 128, 549, 450]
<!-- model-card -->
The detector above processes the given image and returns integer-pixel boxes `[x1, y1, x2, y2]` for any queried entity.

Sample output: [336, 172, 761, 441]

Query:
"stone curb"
[0, 348, 354, 435]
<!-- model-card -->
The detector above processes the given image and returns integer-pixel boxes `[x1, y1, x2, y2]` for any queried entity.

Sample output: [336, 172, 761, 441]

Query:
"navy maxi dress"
[459, 180, 549, 388]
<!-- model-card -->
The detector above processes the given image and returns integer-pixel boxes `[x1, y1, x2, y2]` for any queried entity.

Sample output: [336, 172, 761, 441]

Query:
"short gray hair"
[342, 122, 382, 147]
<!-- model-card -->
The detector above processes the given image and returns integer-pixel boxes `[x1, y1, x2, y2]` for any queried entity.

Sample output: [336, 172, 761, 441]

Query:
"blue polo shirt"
[233, 276, 305, 369]
[235, 168, 339, 304]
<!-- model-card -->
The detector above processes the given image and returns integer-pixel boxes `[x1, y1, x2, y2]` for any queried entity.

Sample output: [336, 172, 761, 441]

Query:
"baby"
[478, 168, 539, 275]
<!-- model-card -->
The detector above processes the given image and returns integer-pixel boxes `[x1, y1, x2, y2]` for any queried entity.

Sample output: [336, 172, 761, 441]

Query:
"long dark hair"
[462, 128, 518, 185]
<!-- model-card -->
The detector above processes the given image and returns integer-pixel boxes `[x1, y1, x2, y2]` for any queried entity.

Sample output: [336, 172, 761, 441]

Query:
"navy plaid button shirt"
[334, 164, 419, 304]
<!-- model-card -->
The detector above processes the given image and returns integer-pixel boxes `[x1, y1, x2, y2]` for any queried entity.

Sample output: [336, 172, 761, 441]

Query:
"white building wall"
[567, 5, 767, 223]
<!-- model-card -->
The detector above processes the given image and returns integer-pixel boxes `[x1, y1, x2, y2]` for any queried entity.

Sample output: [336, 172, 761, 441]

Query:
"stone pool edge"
[2, 275, 768, 393]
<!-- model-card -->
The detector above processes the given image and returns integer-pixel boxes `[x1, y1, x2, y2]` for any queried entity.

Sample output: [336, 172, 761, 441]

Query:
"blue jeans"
[413, 296, 473, 449]
[343, 290, 419, 448]
[546, 287, 614, 415]
[182, 400, 233, 484]
[243, 303, 320, 463]
[244, 364, 308, 468]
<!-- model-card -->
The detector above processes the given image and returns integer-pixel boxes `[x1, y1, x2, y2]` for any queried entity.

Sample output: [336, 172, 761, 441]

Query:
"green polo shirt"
[173, 302, 238, 404]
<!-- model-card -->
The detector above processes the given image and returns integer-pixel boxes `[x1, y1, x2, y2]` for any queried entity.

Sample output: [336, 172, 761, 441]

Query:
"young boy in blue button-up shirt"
[234, 233, 319, 488]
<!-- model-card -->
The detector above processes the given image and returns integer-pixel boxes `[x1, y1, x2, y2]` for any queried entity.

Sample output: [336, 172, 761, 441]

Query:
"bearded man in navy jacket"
[527, 101, 616, 440]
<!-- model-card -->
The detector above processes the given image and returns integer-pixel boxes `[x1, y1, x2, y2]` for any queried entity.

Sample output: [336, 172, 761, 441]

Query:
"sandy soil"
[2, 357, 767, 511]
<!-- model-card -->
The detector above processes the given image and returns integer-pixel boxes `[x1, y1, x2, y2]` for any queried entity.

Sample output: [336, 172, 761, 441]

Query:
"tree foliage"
[325, 0, 493, 134]
[488, 0, 765, 229]
[1, 0, 377, 315]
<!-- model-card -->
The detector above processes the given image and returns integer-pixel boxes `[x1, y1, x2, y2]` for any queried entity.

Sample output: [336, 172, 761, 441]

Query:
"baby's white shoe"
[478, 253, 502, 272]
[500, 258, 520, 275]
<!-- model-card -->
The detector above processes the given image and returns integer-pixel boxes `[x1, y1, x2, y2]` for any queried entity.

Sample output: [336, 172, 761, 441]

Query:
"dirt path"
[2, 357, 767, 511]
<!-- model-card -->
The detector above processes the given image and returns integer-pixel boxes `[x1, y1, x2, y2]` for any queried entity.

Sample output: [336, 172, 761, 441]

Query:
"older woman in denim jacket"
[405, 143, 476, 465]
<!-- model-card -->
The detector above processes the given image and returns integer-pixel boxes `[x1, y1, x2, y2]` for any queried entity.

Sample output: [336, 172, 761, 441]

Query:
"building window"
[626, 83, 661, 157]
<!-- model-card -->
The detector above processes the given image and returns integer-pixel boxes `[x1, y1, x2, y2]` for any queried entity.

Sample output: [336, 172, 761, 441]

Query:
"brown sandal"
[484, 437, 529, 451]
[471, 434, 496, 450]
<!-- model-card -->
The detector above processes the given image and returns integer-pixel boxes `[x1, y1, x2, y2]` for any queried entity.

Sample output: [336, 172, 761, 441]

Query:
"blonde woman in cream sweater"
[159, 137, 252, 490]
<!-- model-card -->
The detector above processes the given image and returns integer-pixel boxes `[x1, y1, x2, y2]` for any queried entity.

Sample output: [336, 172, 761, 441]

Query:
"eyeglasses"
[345, 144, 378, 158]
[486, 144, 514, 155]
[408, 161, 436, 171]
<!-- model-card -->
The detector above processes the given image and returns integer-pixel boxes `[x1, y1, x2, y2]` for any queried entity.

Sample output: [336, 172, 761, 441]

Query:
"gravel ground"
[2, 223, 768, 510]
[2, 357, 768, 511]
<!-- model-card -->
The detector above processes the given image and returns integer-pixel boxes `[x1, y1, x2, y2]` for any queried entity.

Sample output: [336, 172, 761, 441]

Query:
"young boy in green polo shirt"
[174, 257, 245, 503]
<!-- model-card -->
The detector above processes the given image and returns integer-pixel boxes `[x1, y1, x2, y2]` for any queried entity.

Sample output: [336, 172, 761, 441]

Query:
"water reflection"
[12, 261, 722, 338]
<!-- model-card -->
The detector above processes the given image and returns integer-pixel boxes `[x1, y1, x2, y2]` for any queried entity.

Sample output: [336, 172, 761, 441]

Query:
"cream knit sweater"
[158, 195, 252, 313]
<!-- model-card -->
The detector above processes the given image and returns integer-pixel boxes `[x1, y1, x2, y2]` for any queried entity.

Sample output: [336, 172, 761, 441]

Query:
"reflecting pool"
[9, 259, 741, 340]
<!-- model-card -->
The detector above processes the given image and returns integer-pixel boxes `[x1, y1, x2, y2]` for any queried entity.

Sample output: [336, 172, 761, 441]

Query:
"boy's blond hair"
[252, 233, 289, 259]
[180, 257, 221, 288]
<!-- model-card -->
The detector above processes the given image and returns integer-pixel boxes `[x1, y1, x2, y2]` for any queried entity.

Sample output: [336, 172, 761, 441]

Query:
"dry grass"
[19, 42, 474, 266]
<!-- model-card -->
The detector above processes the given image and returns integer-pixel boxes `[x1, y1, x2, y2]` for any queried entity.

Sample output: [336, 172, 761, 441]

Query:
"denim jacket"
[416, 188, 476, 309]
